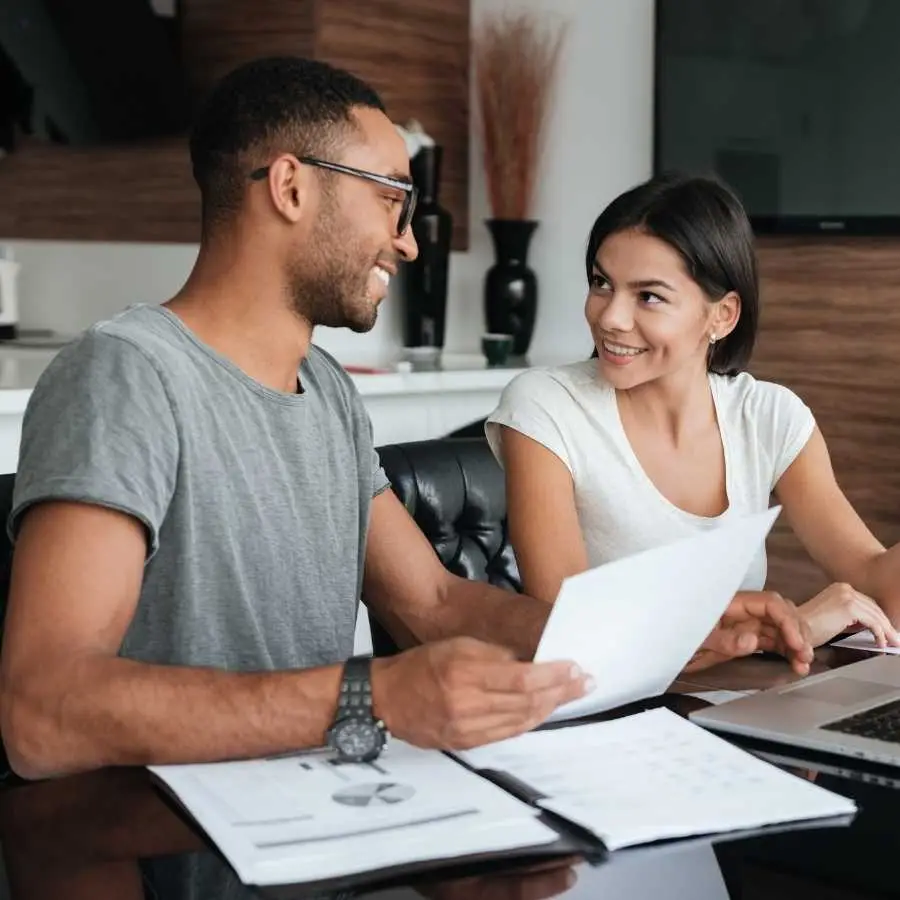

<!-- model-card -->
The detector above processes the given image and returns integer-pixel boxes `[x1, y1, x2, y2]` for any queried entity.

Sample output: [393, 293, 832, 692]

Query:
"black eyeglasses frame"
[250, 155, 418, 236]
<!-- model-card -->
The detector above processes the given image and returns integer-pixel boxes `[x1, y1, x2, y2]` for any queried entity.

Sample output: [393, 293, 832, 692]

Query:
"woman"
[486, 172, 900, 651]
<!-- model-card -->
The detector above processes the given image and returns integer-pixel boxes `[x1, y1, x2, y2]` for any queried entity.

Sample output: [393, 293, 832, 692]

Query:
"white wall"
[2, 0, 654, 364]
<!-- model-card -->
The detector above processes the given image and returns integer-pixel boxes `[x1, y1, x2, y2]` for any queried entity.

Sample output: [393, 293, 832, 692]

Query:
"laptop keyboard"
[822, 698, 900, 743]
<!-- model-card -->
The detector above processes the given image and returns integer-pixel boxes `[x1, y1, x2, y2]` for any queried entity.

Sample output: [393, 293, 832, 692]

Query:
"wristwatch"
[326, 655, 388, 763]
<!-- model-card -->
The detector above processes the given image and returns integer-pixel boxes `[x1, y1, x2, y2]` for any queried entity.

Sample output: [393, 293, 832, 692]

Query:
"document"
[457, 708, 856, 851]
[150, 741, 558, 887]
[832, 629, 900, 654]
[535, 507, 780, 722]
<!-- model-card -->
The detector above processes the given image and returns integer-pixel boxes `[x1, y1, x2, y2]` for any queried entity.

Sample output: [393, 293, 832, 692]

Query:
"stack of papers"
[150, 741, 557, 887]
[457, 708, 856, 850]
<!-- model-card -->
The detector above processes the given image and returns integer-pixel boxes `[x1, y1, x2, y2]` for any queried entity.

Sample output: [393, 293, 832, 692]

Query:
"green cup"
[481, 333, 514, 367]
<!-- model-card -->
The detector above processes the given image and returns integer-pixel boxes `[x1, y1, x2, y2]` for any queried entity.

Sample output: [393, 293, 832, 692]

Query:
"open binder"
[150, 709, 857, 892]
[149, 509, 856, 891]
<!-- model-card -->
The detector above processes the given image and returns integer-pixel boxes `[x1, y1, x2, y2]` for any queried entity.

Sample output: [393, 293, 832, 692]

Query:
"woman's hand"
[798, 582, 900, 648]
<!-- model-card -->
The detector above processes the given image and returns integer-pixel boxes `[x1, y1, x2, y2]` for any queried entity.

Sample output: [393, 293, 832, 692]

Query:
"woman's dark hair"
[585, 172, 758, 376]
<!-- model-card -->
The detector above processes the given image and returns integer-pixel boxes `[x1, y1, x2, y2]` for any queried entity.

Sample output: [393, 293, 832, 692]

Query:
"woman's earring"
[708, 333, 717, 344]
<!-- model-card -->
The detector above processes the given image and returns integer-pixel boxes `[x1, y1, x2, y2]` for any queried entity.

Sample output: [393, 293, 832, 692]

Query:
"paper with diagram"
[150, 740, 557, 886]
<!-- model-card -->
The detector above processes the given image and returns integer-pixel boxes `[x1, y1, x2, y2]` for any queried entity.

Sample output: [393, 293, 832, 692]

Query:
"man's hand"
[799, 582, 900, 648]
[684, 591, 814, 675]
[370, 637, 591, 750]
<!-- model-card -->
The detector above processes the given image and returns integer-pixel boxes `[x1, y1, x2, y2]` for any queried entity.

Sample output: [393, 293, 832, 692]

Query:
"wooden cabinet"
[0, 0, 470, 248]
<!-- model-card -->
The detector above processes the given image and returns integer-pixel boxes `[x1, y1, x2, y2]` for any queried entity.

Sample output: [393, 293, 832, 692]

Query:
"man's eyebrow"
[385, 170, 413, 184]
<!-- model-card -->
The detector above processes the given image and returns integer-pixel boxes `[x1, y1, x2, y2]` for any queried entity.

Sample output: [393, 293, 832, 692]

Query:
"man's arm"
[362, 489, 552, 661]
[0, 501, 347, 779]
[1, 501, 588, 780]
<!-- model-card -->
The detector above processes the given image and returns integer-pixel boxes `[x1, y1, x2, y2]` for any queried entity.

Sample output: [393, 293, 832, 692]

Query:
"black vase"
[483, 219, 538, 357]
[400, 144, 453, 349]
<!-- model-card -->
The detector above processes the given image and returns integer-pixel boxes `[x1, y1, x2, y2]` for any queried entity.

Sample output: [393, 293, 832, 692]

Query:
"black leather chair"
[369, 437, 519, 656]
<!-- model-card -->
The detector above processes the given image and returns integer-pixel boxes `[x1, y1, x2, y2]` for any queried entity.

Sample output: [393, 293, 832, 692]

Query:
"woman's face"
[584, 228, 738, 390]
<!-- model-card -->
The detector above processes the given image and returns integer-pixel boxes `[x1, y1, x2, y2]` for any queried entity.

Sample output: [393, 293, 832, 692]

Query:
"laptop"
[689, 655, 900, 767]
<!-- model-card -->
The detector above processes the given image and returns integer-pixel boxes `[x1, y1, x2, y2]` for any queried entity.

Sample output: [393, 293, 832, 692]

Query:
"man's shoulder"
[26, 307, 185, 424]
[305, 344, 364, 408]
[90, 304, 196, 368]
[307, 343, 349, 381]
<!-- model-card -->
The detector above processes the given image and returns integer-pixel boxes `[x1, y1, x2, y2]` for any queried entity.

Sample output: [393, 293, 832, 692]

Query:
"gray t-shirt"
[10, 303, 389, 671]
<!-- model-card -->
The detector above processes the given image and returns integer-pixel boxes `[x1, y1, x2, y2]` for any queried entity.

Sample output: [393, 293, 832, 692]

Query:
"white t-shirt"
[485, 360, 816, 591]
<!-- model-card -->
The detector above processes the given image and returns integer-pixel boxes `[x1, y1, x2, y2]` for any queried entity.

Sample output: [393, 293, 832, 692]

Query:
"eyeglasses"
[250, 155, 418, 236]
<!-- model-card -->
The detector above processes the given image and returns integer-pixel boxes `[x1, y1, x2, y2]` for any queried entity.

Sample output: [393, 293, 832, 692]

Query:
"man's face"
[288, 107, 418, 332]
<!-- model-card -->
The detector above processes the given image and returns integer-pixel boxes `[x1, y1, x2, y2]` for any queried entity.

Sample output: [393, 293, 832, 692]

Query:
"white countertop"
[346, 354, 530, 397]
[0, 347, 533, 415]
[0, 349, 59, 414]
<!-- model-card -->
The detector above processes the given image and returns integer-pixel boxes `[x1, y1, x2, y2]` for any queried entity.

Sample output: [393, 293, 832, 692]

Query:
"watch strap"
[336, 655, 374, 721]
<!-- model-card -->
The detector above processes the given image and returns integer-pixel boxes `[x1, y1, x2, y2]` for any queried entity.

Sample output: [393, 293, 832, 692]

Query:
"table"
[0, 646, 897, 899]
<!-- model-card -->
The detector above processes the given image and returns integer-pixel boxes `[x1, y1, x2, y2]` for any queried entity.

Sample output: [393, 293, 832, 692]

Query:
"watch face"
[332, 718, 383, 761]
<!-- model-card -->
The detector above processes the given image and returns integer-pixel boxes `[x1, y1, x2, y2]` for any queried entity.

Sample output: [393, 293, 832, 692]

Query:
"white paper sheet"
[458, 708, 855, 851]
[832, 629, 900, 654]
[150, 741, 557, 886]
[536, 508, 780, 722]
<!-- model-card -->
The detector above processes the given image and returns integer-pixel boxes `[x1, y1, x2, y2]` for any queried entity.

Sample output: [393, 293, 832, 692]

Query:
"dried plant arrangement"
[473, 9, 567, 220]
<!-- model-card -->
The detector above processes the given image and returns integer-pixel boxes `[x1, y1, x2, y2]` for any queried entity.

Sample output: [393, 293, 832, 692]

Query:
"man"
[0, 57, 812, 781]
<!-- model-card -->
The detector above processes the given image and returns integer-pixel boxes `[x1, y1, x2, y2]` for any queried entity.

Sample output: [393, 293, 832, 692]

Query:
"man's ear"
[264, 155, 310, 224]
[712, 290, 741, 339]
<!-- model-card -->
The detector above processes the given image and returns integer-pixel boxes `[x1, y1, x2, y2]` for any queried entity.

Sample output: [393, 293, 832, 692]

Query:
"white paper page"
[536, 507, 780, 722]
[458, 708, 855, 851]
[832, 629, 900, 654]
[250, 813, 556, 887]
[151, 740, 558, 886]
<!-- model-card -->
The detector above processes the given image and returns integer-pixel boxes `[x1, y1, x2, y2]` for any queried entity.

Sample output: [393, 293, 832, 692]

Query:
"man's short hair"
[189, 56, 386, 230]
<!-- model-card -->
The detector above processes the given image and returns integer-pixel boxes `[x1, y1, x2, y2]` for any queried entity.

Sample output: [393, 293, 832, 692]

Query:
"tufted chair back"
[369, 438, 520, 655]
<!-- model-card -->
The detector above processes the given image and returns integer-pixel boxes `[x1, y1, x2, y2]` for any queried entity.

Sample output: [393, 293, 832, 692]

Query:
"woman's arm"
[497, 425, 588, 604]
[774, 426, 900, 625]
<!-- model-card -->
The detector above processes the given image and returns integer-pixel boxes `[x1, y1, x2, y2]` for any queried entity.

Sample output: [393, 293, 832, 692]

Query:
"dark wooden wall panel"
[752, 237, 900, 601]
[180, 0, 317, 98]
[317, 0, 470, 248]
[0, 0, 470, 248]
[0, 136, 198, 243]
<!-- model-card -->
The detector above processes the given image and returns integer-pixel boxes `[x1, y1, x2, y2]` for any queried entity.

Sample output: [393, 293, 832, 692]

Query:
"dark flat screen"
[655, 0, 900, 234]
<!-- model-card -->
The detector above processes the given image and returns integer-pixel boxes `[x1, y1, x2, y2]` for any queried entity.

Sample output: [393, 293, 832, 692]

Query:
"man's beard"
[287, 203, 378, 333]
